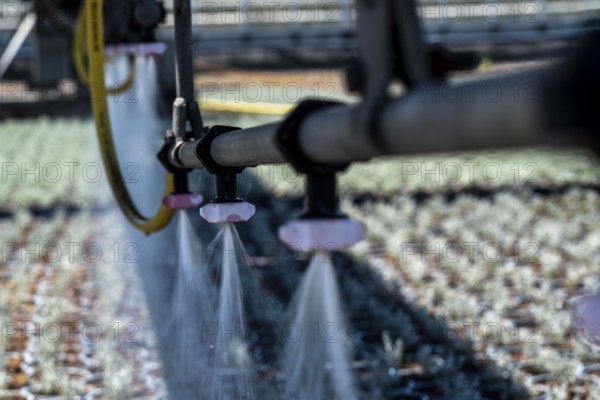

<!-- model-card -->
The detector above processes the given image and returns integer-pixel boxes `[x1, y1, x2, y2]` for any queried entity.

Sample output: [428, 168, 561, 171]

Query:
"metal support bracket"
[354, 0, 432, 151]
[195, 125, 244, 175]
[276, 99, 348, 175]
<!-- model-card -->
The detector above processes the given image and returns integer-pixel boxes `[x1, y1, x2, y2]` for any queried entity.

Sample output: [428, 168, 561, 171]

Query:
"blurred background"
[2, 0, 600, 399]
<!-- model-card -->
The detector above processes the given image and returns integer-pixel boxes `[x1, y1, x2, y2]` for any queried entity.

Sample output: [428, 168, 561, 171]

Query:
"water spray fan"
[105, 42, 167, 58]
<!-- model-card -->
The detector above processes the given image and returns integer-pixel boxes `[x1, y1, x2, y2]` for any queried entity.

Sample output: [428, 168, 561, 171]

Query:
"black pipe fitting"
[276, 100, 350, 219]
[129, 0, 165, 41]
[276, 100, 348, 175]
[131, 0, 165, 29]
[195, 125, 246, 203]
[195, 125, 244, 175]
[157, 132, 190, 194]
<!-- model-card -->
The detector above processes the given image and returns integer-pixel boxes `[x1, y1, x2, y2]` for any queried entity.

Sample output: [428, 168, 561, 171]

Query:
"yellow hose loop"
[74, 3, 135, 95]
[86, 0, 174, 234]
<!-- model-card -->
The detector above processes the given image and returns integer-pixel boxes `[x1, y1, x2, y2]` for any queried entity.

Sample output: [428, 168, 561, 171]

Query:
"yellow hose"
[73, 3, 135, 95]
[200, 98, 293, 115]
[85, 0, 175, 234]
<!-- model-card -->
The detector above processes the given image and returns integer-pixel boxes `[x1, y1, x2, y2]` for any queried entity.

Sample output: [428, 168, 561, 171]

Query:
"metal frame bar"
[173, 0, 203, 136]
[171, 65, 594, 170]
[167, 0, 597, 173]
[0, 13, 36, 80]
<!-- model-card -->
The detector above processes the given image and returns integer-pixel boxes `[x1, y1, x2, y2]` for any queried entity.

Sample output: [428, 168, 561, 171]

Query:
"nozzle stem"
[302, 174, 344, 218]
[214, 173, 240, 203]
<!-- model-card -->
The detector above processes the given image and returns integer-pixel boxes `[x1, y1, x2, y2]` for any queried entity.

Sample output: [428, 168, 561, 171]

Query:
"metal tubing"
[299, 71, 549, 163]
[211, 123, 286, 166]
[176, 140, 203, 168]
[173, 0, 194, 102]
[173, 67, 591, 169]
[173, 0, 203, 128]
[172, 97, 186, 142]
[173, 122, 284, 168]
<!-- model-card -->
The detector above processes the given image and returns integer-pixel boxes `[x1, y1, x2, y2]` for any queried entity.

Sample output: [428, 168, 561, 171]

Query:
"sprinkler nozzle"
[200, 201, 255, 223]
[274, 100, 366, 251]
[105, 42, 167, 57]
[199, 173, 255, 223]
[279, 218, 365, 252]
[277, 173, 365, 250]
[572, 291, 600, 345]
[162, 193, 203, 209]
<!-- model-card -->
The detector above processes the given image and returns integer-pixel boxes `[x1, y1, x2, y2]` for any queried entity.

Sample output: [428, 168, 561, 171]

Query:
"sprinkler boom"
[158, 0, 599, 246]
[75, 0, 600, 398]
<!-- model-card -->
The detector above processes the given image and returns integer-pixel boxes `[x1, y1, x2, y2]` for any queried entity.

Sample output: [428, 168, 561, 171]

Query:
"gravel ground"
[0, 120, 168, 399]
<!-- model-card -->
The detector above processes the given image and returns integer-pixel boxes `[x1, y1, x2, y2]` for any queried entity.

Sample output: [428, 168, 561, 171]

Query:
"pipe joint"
[195, 125, 245, 175]
[276, 99, 349, 175]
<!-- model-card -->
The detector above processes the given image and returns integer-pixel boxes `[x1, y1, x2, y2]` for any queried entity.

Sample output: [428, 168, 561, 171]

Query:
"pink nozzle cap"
[572, 291, 600, 345]
[105, 42, 167, 57]
[199, 202, 255, 223]
[278, 218, 366, 252]
[161, 193, 203, 209]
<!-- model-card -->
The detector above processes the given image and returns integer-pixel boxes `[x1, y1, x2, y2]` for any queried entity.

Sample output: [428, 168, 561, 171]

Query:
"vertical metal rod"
[173, 0, 203, 131]
[172, 97, 187, 141]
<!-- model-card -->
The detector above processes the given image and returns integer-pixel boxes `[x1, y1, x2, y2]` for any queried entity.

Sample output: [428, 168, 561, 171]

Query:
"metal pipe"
[172, 97, 186, 142]
[174, 122, 284, 168]
[173, 0, 203, 129]
[176, 140, 204, 168]
[211, 124, 286, 166]
[173, 0, 194, 102]
[173, 67, 593, 169]
[299, 71, 549, 163]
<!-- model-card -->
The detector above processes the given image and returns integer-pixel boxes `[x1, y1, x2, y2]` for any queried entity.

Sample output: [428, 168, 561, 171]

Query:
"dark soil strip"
[346, 182, 600, 206]
[0, 203, 113, 220]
